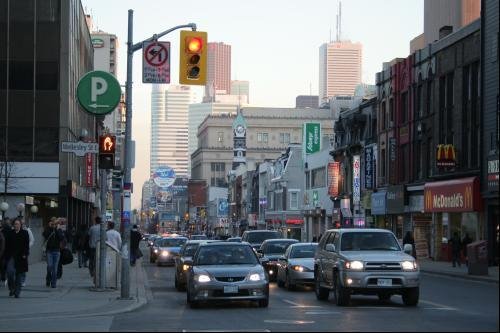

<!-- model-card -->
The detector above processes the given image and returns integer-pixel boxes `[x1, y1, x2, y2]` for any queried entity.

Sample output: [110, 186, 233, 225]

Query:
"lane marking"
[420, 299, 457, 311]
[305, 310, 341, 315]
[282, 299, 322, 308]
[264, 319, 315, 325]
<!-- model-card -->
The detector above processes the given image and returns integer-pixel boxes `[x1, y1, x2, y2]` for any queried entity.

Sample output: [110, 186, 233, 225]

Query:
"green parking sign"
[77, 71, 121, 115]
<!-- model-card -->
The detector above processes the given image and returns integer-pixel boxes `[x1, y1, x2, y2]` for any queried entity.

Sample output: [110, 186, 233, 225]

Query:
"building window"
[217, 132, 224, 143]
[381, 100, 386, 131]
[381, 148, 386, 180]
[279, 133, 290, 144]
[427, 137, 433, 177]
[290, 191, 299, 209]
[416, 79, 423, 118]
[389, 98, 394, 127]
[258, 133, 262, 142]
[268, 191, 274, 210]
[399, 144, 409, 182]
[210, 162, 225, 187]
[401, 91, 408, 124]
[311, 167, 326, 188]
[426, 74, 433, 115]
[305, 171, 311, 190]
[257, 132, 268, 143]
[415, 140, 422, 180]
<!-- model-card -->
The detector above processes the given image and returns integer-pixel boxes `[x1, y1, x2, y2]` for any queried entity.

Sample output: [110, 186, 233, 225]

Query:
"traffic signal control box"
[99, 135, 116, 169]
[179, 30, 207, 85]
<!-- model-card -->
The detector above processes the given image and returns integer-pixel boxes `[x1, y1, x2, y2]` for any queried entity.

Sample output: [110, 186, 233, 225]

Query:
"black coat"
[43, 227, 65, 250]
[5, 229, 30, 273]
[130, 230, 142, 250]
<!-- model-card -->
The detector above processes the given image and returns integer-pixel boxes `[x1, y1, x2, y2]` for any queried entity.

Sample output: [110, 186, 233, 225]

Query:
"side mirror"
[279, 256, 287, 262]
[325, 244, 336, 252]
[403, 244, 413, 255]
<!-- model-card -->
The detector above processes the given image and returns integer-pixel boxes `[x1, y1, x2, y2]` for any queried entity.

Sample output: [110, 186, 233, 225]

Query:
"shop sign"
[286, 218, 303, 225]
[487, 155, 499, 192]
[312, 191, 319, 207]
[364, 147, 374, 189]
[436, 144, 456, 168]
[389, 137, 397, 184]
[85, 153, 93, 187]
[371, 191, 386, 215]
[353, 155, 361, 204]
[408, 195, 424, 212]
[303, 123, 321, 155]
[327, 162, 340, 197]
[424, 177, 480, 212]
[387, 185, 405, 214]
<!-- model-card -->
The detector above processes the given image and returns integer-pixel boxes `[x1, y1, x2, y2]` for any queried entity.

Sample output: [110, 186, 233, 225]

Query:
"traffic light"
[99, 135, 116, 169]
[179, 30, 207, 85]
[111, 168, 122, 191]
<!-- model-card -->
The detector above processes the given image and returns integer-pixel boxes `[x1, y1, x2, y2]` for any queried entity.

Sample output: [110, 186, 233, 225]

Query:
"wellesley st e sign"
[61, 141, 99, 156]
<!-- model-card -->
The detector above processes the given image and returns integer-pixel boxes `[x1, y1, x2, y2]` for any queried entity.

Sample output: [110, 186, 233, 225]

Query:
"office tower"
[319, 41, 362, 102]
[150, 85, 197, 177]
[205, 42, 231, 101]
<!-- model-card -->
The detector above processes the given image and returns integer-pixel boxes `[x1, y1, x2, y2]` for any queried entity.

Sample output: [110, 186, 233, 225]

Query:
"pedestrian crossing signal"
[99, 135, 116, 169]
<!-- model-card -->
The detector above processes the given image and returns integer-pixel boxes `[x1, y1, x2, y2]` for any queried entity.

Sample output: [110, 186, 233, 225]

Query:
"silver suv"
[314, 228, 419, 306]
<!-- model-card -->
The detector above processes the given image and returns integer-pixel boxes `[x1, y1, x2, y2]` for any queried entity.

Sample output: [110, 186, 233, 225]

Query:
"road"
[108, 254, 499, 332]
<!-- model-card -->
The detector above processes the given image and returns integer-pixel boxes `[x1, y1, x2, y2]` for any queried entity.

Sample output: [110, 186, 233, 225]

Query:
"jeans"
[6, 257, 25, 297]
[46, 250, 61, 287]
[452, 251, 461, 267]
[77, 250, 88, 268]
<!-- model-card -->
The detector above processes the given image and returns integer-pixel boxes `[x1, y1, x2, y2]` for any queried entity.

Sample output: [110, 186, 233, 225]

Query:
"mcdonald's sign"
[436, 144, 456, 168]
[424, 177, 481, 212]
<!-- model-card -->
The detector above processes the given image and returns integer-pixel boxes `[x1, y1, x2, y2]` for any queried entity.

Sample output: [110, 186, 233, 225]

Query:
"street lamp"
[16, 203, 25, 218]
[0, 201, 8, 220]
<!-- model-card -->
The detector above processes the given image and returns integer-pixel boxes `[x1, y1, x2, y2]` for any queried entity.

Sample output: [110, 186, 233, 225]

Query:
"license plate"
[223, 285, 239, 294]
[377, 279, 392, 286]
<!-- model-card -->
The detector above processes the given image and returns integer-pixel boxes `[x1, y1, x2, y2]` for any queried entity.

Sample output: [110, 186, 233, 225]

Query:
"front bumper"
[156, 255, 178, 265]
[263, 262, 279, 279]
[289, 270, 314, 285]
[191, 280, 269, 301]
[340, 270, 420, 294]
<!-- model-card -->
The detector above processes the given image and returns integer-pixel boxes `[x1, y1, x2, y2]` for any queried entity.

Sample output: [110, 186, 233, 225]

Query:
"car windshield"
[158, 238, 187, 247]
[182, 244, 199, 256]
[195, 245, 258, 265]
[262, 241, 295, 254]
[289, 244, 317, 258]
[340, 232, 401, 251]
[246, 232, 280, 244]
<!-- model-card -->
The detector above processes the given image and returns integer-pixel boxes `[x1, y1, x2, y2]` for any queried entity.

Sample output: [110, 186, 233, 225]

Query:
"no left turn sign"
[142, 41, 170, 84]
[145, 43, 168, 67]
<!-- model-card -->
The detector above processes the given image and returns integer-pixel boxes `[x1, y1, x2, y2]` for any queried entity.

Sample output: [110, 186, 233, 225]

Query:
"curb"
[421, 270, 499, 284]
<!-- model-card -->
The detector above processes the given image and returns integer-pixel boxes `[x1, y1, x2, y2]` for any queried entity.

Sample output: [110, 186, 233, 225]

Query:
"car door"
[323, 232, 338, 285]
[278, 246, 291, 281]
[315, 231, 331, 283]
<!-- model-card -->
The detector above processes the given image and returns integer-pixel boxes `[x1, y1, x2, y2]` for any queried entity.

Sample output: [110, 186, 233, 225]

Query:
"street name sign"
[77, 70, 121, 115]
[142, 41, 170, 83]
[61, 141, 99, 156]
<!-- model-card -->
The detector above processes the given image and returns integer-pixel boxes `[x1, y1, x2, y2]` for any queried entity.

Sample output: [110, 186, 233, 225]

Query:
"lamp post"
[16, 203, 25, 218]
[0, 201, 8, 221]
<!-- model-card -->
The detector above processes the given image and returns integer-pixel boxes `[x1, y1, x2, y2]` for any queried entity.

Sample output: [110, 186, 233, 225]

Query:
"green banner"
[303, 123, 321, 155]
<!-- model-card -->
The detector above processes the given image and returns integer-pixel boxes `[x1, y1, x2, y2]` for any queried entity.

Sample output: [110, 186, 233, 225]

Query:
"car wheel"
[149, 256, 154, 263]
[187, 288, 199, 308]
[378, 292, 392, 302]
[285, 271, 295, 291]
[402, 287, 419, 306]
[334, 273, 350, 306]
[314, 271, 329, 301]
[258, 297, 269, 308]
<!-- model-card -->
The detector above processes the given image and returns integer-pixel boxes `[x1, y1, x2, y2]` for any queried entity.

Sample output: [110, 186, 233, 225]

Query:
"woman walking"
[5, 218, 30, 298]
[43, 217, 65, 288]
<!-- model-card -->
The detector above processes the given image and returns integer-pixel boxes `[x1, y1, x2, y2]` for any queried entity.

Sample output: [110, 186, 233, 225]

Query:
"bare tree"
[0, 161, 17, 201]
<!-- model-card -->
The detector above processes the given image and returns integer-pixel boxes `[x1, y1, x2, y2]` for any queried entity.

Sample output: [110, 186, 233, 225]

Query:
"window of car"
[340, 232, 401, 251]
[289, 244, 317, 258]
[157, 238, 187, 247]
[262, 241, 296, 254]
[182, 243, 199, 257]
[195, 245, 259, 266]
[244, 231, 281, 244]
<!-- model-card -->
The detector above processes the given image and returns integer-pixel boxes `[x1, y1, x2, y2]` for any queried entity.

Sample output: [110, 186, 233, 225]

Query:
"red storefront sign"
[328, 162, 340, 197]
[286, 218, 304, 225]
[424, 177, 481, 212]
[85, 153, 93, 186]
[436, 144, 456, 168]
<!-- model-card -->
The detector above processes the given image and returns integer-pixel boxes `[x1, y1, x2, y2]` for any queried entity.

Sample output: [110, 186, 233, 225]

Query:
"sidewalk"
[419, 259, 499, 284]
[0, 254, 147, 320]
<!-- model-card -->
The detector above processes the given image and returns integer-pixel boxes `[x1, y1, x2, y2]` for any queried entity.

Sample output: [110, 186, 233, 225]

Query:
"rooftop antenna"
[339, 1, 342, 42]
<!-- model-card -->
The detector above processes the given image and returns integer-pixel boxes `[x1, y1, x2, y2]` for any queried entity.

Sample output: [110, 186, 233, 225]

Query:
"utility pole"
[98, 169, 108, 289]
[121, 9, 196, 299]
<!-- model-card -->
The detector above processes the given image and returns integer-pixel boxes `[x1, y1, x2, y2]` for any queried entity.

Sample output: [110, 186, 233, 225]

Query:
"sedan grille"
[215, 276, 245, 282]
[364, 262, 402, 271]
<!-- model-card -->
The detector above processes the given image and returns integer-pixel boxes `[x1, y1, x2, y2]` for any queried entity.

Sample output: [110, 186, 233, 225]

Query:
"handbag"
[60, 247, 74, 265]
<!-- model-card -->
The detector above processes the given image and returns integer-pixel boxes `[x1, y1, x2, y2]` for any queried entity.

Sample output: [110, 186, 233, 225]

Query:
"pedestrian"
[403, 231, 416, 258]
[1, 219, 12, 286]
[5, 218, 29, 298]
[462, 232, 473, 266]
[43, 217, 65, 288]
[106, 221, 122, 251]
[20, 218, 34, 287]
[88, 216, 103, 277]
[56, 217, 69, 280]
[449, 232, 462, 267]
[76, 224, 89, 268]
[130, 225, 142, 266]
[0, 223, 5, 286]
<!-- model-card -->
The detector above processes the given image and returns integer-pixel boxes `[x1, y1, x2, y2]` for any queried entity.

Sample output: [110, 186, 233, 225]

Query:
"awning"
[424, 177, 481, 212]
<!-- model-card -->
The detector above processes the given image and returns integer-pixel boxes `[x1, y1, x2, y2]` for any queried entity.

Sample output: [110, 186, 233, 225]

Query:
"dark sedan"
[174, 240, 218, 291]
[258, 238, 298, 281]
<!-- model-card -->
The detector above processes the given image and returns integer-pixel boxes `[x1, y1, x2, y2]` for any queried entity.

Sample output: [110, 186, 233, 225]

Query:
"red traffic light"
[99, 135, 116, 154]
[186, 37, 202, 53]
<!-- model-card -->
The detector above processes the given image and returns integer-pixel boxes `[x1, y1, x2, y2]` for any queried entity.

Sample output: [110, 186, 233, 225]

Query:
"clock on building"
[235, 124, 245, 136]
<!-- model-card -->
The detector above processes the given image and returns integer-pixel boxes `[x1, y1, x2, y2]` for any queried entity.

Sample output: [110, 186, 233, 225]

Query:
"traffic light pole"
[121, 9, 196, 299]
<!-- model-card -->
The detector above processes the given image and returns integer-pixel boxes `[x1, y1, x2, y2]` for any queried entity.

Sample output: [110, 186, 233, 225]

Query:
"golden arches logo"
[437, 144, 456, 161]
[464, 185, 473, 209]
[425, 190, 432, 210]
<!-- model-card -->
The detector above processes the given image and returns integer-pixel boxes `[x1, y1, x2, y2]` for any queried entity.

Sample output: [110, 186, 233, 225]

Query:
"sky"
[80, 0, 424, 209]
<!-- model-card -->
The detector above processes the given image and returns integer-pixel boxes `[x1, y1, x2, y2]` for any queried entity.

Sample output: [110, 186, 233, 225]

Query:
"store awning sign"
[424, 177, 481, 212]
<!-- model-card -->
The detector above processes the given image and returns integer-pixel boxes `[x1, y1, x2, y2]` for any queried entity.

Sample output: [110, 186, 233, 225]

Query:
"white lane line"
[420, 299, 457, 310]
[282, 299, 322, 308]
[305, 310, 341, 315]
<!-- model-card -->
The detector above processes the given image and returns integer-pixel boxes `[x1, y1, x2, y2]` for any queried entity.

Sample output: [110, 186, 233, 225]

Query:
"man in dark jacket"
[43, 217, 65, 288]
[130, 225, 142, 266]
[449, 232, 462, 267]
[5, 217, 29, 298]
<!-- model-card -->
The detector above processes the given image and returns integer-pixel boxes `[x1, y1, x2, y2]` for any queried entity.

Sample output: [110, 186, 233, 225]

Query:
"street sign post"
[61, 141, 99, 156]
[77, 70, 121, 115]
[142, 41, 170, 83]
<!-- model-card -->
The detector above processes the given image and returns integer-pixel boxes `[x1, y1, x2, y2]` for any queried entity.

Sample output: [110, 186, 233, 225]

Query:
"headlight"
[182, 264, 190, 271]
[345, 261, 364, 270]
[196, 274, 211, 283]
[401, 261, 417, 270]
[161, 251, 169, 257]
[248, 273, 265, 281]
[154, 249, 158, 253]
[291, 265, 305, 272]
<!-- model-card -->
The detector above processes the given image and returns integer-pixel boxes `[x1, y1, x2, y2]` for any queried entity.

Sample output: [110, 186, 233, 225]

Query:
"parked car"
[258, 238, 298, 281]
[314, 228, 420, 306]
[277, 243, 318, 290]
[226, 237, 242, 243]
[149, 236, 164, 263]
[241, 230, 281, 250]
[175, 240, 218, 291]
[191, 234, 208, 240]
[185, 242, 269, 308]
[155, 237, 188, 266]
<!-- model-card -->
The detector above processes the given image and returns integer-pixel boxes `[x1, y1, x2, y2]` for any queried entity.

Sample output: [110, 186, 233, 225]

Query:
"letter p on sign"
[91, 77, 108, 102]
